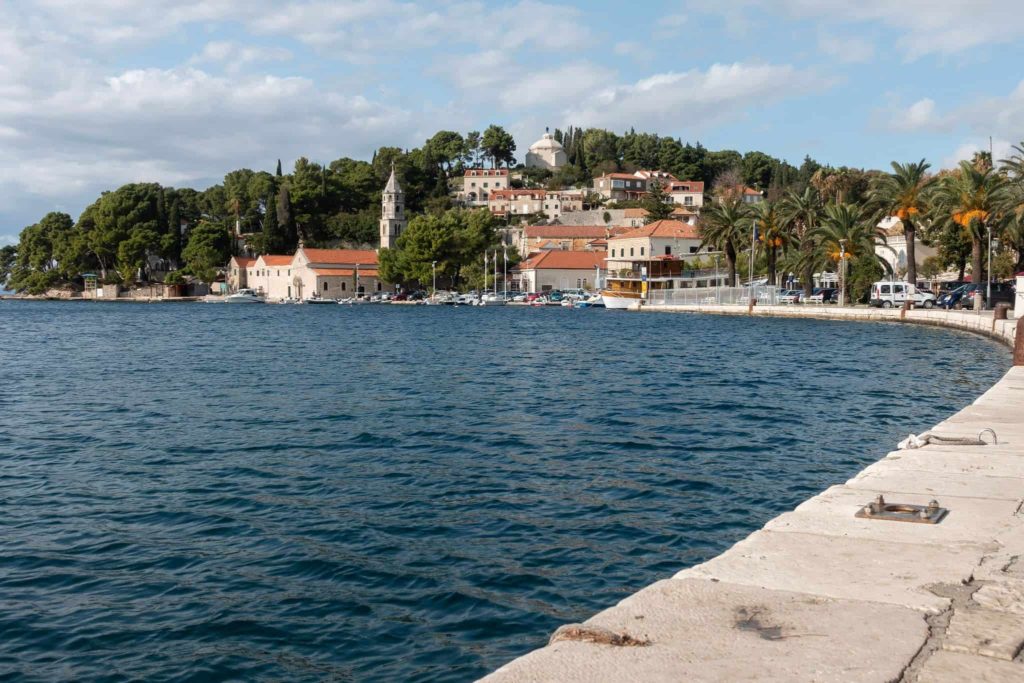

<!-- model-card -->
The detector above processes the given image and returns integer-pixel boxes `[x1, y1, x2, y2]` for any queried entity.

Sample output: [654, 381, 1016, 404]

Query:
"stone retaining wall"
[484, 306, 1024, 682]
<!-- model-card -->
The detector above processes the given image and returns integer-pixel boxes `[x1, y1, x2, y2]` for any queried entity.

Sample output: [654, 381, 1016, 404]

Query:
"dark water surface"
[0, 301, 1009, 681]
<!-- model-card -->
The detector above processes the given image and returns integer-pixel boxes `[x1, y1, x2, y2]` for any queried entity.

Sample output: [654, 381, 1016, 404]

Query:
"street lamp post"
[714, 253, 720, 304]
[839, 239, 847, 307]
[355, 263, 360, 299]
[987, 223, 992, 310]
[432, 260, 437, 298]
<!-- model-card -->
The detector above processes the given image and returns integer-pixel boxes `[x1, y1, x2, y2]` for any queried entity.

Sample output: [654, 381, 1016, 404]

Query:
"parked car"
[778, 290, 802, 304]
[868, 281, 935, 308]
[547, 290, 564, 302]
[525, 292, 542, 302]
[961, 281, 1016, 309]
[937, 284, 977, 309]
[805, 287, 837, 304]
[512, 293, 527, 302]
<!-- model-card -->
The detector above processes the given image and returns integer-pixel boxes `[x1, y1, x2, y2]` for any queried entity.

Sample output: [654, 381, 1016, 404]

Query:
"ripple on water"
[0, 301, 1009, 682]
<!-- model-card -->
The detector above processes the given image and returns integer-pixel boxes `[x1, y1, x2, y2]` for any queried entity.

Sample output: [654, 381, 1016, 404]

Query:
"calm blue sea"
[0, 301, 1009, 681]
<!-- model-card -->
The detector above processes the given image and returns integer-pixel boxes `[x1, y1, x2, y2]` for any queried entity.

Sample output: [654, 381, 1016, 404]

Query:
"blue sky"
[3, 0, 1024, 244]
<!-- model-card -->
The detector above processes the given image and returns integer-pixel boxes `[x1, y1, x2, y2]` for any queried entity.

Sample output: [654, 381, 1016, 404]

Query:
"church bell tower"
[379, 164, 406, 250]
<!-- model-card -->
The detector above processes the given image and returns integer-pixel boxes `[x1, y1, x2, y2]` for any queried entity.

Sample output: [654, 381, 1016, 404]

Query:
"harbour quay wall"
[484, 306, 1024, 682]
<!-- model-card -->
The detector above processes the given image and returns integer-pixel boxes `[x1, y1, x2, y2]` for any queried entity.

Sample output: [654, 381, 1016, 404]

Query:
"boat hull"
[601, 290, 640, 309]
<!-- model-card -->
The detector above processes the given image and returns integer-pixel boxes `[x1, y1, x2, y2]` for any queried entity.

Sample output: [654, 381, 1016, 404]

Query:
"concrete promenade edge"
[482, 307, 1024, 682]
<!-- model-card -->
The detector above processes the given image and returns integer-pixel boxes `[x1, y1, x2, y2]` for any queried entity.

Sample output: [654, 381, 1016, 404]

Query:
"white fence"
[646, 285, 780, 306]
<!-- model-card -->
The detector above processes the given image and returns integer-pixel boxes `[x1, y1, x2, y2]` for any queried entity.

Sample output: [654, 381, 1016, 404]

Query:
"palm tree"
[866, 160, 933, 287]
[752, 200, 787, 286]
[780, 187, 823, 297]
[807, 202, 890, 303]
[929, 161, 1006, 287]
[998, 141, 1024, 271]
[698, 197, 750, 287]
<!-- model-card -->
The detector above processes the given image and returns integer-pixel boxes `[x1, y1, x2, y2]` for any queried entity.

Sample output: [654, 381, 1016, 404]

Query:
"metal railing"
[646, 285, 780, 306]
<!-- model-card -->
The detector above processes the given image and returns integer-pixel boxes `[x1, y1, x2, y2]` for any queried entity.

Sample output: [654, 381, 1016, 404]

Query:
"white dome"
[529, 133, 564, 152]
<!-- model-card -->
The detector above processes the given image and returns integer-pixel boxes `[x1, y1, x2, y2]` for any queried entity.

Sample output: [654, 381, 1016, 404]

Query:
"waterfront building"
[379, 166, 406, 250]
[602, 221, 722, 309]
[512, 249, 604, 292]
[292, 247, 381, 299]
[229, 247, 382, 300]
[227, 256, 255, 291]
[524, 131, 567, 170]
[606, 220, 704, 272]
[460, 168, 509, 206]
[249, 254, 294, 299]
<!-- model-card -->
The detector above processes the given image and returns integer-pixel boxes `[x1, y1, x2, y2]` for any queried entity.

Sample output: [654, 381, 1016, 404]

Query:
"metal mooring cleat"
[854, 494, 947, 524]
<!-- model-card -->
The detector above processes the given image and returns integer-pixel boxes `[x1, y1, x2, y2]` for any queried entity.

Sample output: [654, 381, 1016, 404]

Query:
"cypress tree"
[276, 159, 283, 177]
[277, 184, 297, 250]
[262, 192, 281, 252]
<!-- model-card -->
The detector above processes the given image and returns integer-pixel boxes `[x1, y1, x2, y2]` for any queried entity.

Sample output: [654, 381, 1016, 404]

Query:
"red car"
[525, 292, 542, 302]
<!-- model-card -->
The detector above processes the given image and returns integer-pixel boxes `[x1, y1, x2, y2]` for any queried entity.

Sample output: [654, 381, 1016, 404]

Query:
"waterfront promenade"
[485, 307, 1024, 682]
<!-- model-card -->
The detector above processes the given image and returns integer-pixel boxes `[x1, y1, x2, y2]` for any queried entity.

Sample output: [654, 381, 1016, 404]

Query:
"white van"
[869, 281, 936, 308]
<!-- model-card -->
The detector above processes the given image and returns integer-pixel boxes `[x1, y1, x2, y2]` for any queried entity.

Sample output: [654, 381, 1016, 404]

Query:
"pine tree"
[642, 181, 674, 223]
[276, 159, 283, 177]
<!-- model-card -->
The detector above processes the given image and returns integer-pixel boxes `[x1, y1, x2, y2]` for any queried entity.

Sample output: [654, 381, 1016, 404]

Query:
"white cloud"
[886, 97, 947, 132]
[0, 63, 419, 216]
[689, 0, 1024, 59]
[499, 63, 606, 110]
[191, 41, 292, 74]
[655, 13, 688, 38]
[563, 62, 829, 131]
[613, 41, 643, 58]
[817, 32, 875, 64]
[942, 138, 1014, 170]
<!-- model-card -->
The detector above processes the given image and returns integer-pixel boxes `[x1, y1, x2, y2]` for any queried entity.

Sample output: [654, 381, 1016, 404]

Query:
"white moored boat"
[600, 290, 641, 309]
[225, 288, 265, 303]
[304, 295, 336, 304]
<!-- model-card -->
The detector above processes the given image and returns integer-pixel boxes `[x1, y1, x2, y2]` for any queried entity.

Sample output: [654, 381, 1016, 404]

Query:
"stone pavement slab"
[846, 468, 1024, 501]
[913, 650, 1024, 682]
[974, 579, 1024, 614]
[766, 485, 1018, 548]
[872, 448, 1024, 478]
[482, 578, 927, 683]
[943, 607, 1024, 659]
[677, 530, 983, 613]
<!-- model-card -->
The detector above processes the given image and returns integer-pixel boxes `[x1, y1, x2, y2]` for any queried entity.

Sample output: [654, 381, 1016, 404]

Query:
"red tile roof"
[259, 254, 293, 266]
[525, 225, 610, 239]
[517, 250, 605, 271]
[302, 248, 379, 265]
[667, 181, 705, 193]
[623, 208, 649, 218]
[612, 220, 700, 240]
[312, 268, 379, 277]
[231, 257, 256, 267]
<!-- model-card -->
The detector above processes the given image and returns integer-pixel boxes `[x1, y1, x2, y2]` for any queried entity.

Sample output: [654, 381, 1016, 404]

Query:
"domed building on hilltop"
[525, 130, 567, 170]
